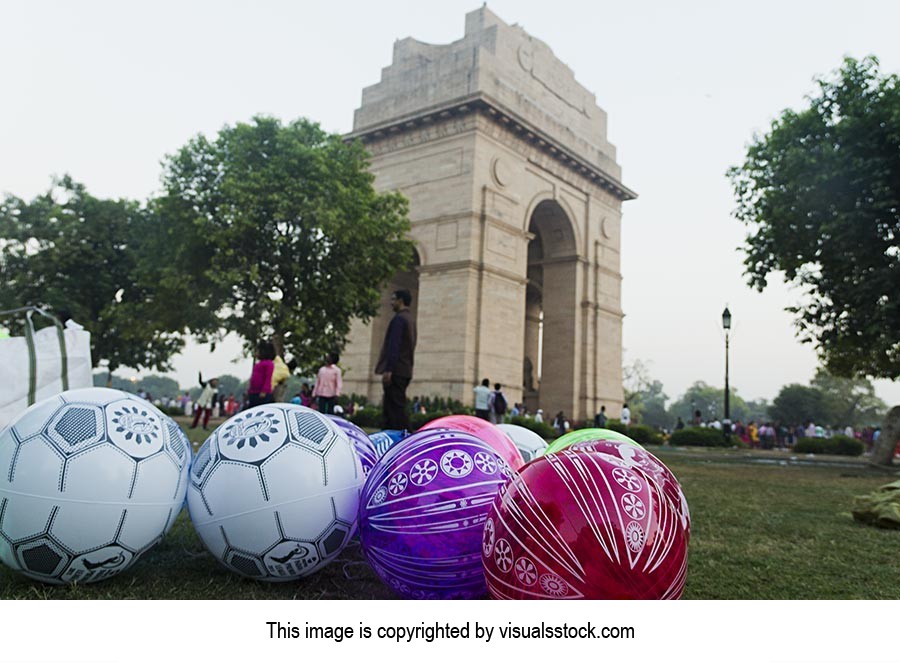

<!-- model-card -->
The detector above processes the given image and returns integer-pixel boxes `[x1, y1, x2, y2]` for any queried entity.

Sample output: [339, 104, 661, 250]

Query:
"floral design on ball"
[473, 451, 498, 474]
[110, 406, 160, 445]
[625, 521, 646, 553]
[612, 467, 642, 492]
[410, 459, 438, 486]
[223, 410, 280, 450]
[540, 573, 569, 597]
[515, 557, 537, 586]
[440, 450, 474, 478]
[388, 473, 408, 496]
[494, 538, 513, 573]
[482, 518, 496, 556]
[621, 493, 646, 520]
[372, 486, 388, 505]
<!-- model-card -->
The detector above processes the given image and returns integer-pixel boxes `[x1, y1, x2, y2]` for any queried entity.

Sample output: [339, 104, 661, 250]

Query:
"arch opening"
[523, 200, 578, 421]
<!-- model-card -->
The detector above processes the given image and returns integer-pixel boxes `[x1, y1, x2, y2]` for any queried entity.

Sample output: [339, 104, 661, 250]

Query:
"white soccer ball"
[0, 387, 191, 584]
[497, 423, 548, 463]
[187, 403, 363, 581]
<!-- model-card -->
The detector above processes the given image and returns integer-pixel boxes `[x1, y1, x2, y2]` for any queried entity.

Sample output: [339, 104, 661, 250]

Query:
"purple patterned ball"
[359, 427, 513, 599]
[328, 416, 377, 477]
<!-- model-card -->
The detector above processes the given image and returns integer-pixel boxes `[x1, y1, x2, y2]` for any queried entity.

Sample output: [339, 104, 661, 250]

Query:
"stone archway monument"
[342, 7, 636, 423]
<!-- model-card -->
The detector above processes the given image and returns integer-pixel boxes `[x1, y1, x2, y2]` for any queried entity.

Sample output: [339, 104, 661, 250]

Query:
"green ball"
[545, 427, 642, 454]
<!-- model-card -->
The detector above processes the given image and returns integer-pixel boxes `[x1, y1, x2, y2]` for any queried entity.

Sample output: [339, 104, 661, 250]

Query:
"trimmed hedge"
[669, 426, 733, 447]
[794, 435, 864, 457]
[607, 419, 628, 435]
[573, 419, 661, 445]
[507, 415, 558, 440]
[620, 424, 664, 446]
[349, 406, 382, 429]
[409, 411, 463, 431]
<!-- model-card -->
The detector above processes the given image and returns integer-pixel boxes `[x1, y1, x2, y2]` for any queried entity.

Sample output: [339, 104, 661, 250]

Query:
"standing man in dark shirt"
[375, 289, 417, 430]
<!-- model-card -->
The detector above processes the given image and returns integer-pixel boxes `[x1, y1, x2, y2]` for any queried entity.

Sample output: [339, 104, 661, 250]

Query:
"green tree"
[728, 56, 899, 380]
[729, 56, 900, 463]
[810, 369, 886, 428]
[768, 384, 827, 426]
[621, 359, 671, 428]
[632, 379, 673, 429]
[668, 381, 753, 424]
[743, 398, 771, 423]
[137, 375, 181, 401]
[158, 116, 414, 372]
[92, 373, 139, 393]
[0, 177, 185, 373]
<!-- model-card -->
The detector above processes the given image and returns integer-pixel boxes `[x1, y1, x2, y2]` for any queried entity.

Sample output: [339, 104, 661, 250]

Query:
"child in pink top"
[312, 353, 342, 415]
[248, 341, 276, 408]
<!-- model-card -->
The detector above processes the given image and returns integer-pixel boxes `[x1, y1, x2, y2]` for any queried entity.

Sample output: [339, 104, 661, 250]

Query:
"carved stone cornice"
[346, 94, 637, 202]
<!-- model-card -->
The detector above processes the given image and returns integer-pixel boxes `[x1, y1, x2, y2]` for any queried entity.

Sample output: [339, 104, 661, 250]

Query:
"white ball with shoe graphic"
[187, 403, 363, 581]
[0, 387, 191, 584]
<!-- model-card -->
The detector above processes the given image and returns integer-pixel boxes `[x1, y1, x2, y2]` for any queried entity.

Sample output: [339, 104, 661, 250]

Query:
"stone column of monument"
[342, 6, 636, 423]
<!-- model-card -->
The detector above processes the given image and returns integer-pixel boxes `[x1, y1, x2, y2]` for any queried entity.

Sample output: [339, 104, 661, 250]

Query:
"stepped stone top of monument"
[351, 5, 623, 184]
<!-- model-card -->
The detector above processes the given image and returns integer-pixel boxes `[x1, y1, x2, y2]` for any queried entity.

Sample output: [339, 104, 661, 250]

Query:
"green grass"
[668, 449, 900, 599]
[2, 425, 899, 599]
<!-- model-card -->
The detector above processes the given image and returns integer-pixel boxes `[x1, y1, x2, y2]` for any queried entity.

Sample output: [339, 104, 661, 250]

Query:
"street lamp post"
[722, 307, 732, 424]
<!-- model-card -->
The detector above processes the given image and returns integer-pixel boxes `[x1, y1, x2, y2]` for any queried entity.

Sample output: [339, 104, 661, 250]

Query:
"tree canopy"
[768, 384, 827, 427]
[768, 370, 885, 428]
[158, 116, 414, 371]
[0, 177, 185, 372]
[667, 381, 765, 425]
[728, 56, 900, 381]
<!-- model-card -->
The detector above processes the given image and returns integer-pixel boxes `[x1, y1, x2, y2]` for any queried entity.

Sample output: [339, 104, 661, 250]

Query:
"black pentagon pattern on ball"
[54, 407, 98, 445]
[18, 538, 69, 577]
[45, 405, 106, 455]
[192, 442, 213, 485]
[286, 410, 336, 457]
[294, 414, 328, 445]
[164, 420, 186, 463]
[318, 520, 352, 557]
[226, 551, 266, 578]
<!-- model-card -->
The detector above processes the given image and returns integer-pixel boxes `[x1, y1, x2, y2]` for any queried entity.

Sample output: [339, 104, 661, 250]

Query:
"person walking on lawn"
[191, 372, 219, 430]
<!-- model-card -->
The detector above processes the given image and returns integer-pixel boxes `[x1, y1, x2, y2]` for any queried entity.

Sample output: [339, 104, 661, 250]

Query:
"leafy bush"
[161, 405, 187, 418]
[349, 406, 382, 429]
[507, 415, 558, 439]
[606, 419, 628, 435]
[621, 424, 664, 446]
[670, 426, 733, 447]
[415, 395, 470, 415]
[409, 411, 461, 431]
[794, 435, 864, 456]
[339, 393, 368, 410]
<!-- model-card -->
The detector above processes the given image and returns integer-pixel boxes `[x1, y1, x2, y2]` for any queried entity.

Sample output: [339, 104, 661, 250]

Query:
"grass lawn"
[2, 420, 898, 599]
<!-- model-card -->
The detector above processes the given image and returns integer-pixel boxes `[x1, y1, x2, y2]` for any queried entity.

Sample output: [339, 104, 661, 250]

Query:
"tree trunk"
[870, 405, 900, 466]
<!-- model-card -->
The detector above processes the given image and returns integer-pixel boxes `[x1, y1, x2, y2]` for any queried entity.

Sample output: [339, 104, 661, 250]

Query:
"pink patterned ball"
[482, 449, 687, 599]
[568, 438, 690, 538]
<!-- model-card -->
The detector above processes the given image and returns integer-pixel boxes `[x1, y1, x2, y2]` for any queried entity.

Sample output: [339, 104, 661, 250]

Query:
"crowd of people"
[136, 283, 887, 450]
[138, 344, 351, 428]
[695, 417, 881, 451]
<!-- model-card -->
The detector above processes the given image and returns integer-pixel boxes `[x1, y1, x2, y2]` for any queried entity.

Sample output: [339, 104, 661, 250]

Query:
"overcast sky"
[2, 0, 898, 406]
